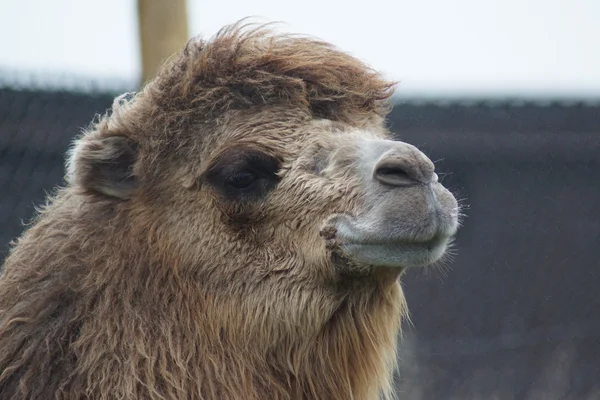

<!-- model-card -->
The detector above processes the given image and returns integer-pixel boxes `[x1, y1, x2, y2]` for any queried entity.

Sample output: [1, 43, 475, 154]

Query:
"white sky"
[1, 0, 599, 98]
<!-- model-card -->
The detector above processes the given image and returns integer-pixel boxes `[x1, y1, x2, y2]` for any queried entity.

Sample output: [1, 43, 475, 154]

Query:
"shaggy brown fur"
[0, 23, 414, 399]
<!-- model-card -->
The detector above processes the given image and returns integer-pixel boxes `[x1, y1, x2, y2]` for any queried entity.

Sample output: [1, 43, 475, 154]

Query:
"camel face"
[194, 115, 458, 282]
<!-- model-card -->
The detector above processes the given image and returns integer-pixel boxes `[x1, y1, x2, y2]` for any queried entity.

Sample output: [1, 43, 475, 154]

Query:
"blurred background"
[1, 1, 599, 399]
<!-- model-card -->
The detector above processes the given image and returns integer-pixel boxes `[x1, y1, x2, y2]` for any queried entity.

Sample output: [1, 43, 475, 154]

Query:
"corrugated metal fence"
[1, 86, 599, 399]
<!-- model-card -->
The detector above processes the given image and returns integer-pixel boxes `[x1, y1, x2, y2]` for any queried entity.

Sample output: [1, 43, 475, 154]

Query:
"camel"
[0, 22, 460, 399]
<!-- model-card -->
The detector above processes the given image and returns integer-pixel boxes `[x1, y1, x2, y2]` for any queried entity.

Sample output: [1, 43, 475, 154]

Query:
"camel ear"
[67, 134, 139, 199]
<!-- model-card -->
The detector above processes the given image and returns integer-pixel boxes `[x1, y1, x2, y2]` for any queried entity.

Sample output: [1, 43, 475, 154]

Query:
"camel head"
[63, 22, 460, 398]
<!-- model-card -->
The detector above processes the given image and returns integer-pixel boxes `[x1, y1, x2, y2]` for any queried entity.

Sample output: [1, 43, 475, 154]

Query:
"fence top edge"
[2, 68, 600, 108]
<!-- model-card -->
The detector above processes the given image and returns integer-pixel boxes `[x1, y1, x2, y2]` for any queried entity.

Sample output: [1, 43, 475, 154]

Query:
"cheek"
[263, 221, 333, 282]
[261, 178, 366, 274]
[274, 170, 366, 213]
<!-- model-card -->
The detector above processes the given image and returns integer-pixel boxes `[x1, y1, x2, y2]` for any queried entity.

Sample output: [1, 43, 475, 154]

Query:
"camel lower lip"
[337, 237, 451, 268]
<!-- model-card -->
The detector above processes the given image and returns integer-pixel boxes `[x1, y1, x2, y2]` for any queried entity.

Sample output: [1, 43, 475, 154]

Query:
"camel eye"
[204, 146, 281, 202]
[226, 171, 258, 189]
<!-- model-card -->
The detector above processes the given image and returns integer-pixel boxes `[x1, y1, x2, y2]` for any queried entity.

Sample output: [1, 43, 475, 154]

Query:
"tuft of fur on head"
[145, 21, 396, 123]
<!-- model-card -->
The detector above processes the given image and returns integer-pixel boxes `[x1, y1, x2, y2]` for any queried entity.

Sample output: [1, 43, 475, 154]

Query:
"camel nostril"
[374, 163, 421, 187]
[371, 143, 436, 187]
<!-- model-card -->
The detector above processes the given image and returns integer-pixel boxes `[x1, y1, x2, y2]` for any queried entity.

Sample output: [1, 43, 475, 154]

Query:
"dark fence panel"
[1, 88, 599, 399]
[388, 102, 600, 399]
[0, 89, 114, 258]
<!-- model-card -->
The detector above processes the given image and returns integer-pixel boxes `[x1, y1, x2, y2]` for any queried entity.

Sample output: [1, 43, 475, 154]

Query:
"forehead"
[200, 107, 390, 159]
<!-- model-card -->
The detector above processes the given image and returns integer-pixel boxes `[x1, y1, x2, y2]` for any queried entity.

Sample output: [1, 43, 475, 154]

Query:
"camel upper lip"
[330, 218, 457, 245]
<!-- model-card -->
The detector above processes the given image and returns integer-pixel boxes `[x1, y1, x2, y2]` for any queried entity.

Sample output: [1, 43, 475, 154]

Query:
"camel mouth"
[320, 214, 458, 268]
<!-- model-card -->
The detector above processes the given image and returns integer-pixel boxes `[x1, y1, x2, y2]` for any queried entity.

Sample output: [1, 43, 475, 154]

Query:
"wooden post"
[137, 0, 189, 85]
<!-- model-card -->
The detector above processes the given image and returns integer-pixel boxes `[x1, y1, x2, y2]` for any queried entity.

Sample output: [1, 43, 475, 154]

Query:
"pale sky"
[1, 0, 599, 98]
